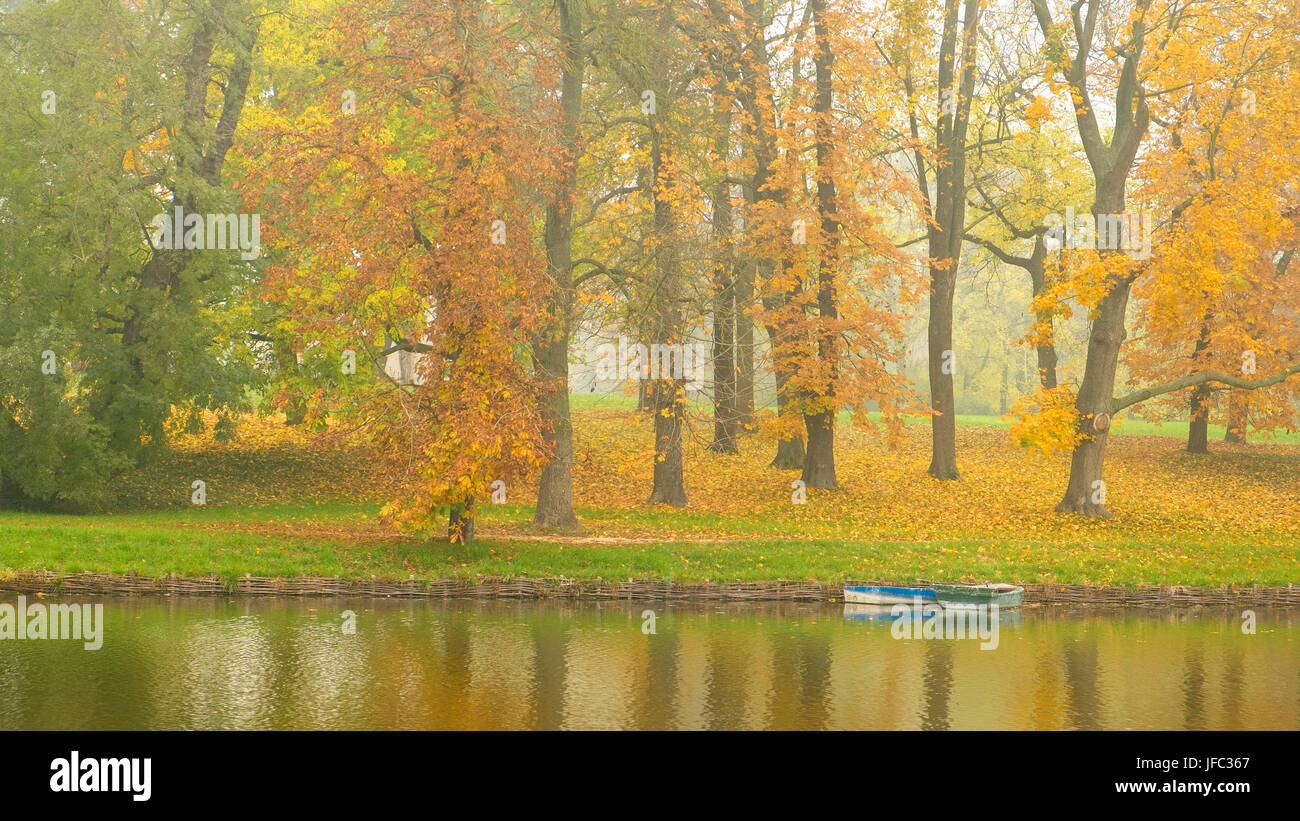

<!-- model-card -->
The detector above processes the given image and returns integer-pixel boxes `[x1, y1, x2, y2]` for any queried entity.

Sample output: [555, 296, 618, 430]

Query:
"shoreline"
[0, 570, 1295, 607]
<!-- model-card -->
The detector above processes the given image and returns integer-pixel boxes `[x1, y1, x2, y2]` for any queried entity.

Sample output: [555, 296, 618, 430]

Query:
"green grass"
[1, 501, 1294, 589]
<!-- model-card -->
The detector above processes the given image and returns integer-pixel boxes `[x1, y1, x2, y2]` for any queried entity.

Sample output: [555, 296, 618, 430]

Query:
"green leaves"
[0, 0, 268, 509]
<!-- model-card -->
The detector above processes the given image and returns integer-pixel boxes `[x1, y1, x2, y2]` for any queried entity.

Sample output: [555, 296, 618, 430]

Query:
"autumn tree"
[1123, 16, 1300, 453]
[704, 0, 808, 469]
[877, 0, 983, 480]
[531, 0, 585, 531]
[242, 0, 557, 540]
[1027, 0, 1300, 515]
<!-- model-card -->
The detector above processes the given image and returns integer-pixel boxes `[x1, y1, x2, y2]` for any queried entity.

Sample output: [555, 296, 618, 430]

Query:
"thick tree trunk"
[275, 337, 307, 424]
[1055, 273, 1131, 516]
[532, 0, 583, 531]
[1036, 335, 1059, 390]
[1183, 314, 1215, 454]
[647, 378, 688, 507]
[533, 338, 581, 530]
[801, 410, 837, 488]
[759, 252, 804, 469]
[771, 437, 805, 470]
[1186, 384, 1210, 454]
[1224, 390, 1247, 442]
[732, 11, 786, 444]
[927, 268, 960, 479]
[449, 499, 475, 544]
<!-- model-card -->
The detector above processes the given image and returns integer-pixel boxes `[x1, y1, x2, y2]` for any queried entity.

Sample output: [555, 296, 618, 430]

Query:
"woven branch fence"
[0, 571, 1295, 607]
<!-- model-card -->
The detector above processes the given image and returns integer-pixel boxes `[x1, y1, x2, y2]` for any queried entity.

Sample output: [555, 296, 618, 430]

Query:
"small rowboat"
[932, 583, 1024, 609]
[843, 585, 937, 605]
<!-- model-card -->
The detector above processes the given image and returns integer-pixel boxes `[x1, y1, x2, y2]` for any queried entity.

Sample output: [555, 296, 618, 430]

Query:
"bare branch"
[1113, 364, 1300, 412]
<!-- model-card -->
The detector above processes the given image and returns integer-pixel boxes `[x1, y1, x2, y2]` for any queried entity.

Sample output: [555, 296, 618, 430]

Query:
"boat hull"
[932, 584, 1024, 609]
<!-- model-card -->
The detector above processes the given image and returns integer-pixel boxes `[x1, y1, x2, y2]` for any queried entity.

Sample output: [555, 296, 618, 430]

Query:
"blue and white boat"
[842, 585, 936, 605]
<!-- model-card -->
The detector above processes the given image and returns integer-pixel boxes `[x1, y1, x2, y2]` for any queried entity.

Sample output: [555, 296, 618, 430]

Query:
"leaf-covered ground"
[1, 407, 1296, 587]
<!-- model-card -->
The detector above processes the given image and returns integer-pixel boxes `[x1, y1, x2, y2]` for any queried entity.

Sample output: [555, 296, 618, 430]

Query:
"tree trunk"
[275, 337, 307, 424]
[119, 7, 258, 453]
[800, 0, 840, 491]
[769, 352, 805, 469]
[759, 285, 800, 470]
[1186, 384, 1210, 454]
[1055, 273, 1131, 516]
[999, 361, 1009, 415]
[646, 91, 688, 507]
[533, 338, 581, 530]
[449, 499, 475, 544]
[801, 410, 837, 488]
[710, 266, 739, 453]
[1033, 0, 1151, 516]
[284, 402, 306, 426]
[532, 0, 583, 532]
[750, 210, 804, 467]
[921, 0, 979, 481]
[1181, 313, 1215, 454]
[927, 268, 960, 479]
[771, 436, 805, 470]
[647, 378, 688, 506]
[1036, 335, 1059, 390]
[759, 252, 804, 468]
[1028, 238, 1059, 389]
[735, 257, 756, 430]
[709, 87, 739, 454]
[732, 9, 786, 445]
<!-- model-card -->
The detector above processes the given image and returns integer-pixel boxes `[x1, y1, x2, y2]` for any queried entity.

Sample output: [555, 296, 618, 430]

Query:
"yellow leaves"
[1023, 96, 1052, 129]
[1006, 385, 1082, 459]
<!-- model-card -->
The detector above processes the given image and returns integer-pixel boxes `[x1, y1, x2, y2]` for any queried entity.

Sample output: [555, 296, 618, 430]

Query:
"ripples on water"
[0, 596, 1294, 730]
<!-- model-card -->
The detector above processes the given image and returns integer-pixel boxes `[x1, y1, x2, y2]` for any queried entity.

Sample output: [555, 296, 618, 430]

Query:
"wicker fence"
[0, 571, 1295, 607]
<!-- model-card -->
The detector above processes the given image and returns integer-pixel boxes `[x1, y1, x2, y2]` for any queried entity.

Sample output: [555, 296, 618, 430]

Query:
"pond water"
[0, 595, 1295, 730]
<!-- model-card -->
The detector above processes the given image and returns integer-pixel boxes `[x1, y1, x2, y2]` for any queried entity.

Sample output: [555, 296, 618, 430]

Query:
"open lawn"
[1, 402, 1296, 588]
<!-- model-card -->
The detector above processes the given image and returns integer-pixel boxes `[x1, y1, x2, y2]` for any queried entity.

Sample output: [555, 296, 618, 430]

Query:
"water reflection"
[921, 641, 953, 731]
[0, 596, 1295, 730]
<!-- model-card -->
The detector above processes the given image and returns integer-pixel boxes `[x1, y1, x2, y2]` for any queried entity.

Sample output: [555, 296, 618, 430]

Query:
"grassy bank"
[1, 403, 1296, 590]
[0, 503, 1295, 588]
